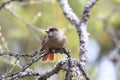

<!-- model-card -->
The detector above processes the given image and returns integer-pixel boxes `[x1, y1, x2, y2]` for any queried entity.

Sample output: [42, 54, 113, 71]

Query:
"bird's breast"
[47, 34, 66, 49]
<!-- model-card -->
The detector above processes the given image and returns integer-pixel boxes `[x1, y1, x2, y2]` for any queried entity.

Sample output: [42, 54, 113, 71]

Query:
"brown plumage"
[40, 26, 66, 62]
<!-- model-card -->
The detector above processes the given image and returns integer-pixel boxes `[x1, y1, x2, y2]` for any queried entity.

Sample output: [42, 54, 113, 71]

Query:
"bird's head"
[45, 26, 59, 37]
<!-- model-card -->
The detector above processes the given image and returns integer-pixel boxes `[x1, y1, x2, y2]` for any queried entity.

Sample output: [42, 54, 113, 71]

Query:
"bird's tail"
[42, 53, 54, 62]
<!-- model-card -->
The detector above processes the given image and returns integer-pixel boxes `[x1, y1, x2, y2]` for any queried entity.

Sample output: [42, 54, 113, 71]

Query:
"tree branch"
[0, 0, 22, 10]
[0, 49, 73, 80]
[58, 0, 80, 30]
[81, 0, 98, 23]
[102, 6, 120, 47]
[0, 51, 38, 58]
[58, 0, 98, 79]
[58, 0, 98, 63]
[5, 6, 44, 43]
[79, 0, 98, 66]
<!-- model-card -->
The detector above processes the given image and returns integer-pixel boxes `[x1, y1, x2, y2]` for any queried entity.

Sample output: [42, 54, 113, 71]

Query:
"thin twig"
[5, 6, 43, 43]
[19, 0, 43, 6]
[0, 0, 22, 10]
[77, 63, 90, 80]
[5, 7, 43, 33]
[102, 6, 120, 47]
[0, 26, 9, 51]
[8, 50, 47, 80]
[0, 51, 38, 58]
[81, 0, 98, 23]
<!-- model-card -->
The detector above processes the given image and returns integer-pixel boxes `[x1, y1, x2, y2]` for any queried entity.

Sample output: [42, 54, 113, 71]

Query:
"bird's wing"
[40, 36, 54, 62]
[40, 36, 47, 51]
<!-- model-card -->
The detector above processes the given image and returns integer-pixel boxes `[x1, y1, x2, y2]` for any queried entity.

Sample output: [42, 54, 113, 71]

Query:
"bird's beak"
[45, 30, 49, 33]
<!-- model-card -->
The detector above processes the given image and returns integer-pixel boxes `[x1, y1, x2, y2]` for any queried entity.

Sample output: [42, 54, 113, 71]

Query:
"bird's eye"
[49, 29, 54, 31]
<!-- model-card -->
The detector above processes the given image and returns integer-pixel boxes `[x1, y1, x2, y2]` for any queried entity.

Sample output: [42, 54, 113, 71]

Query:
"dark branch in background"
[0, 0, 42, 43]
[5, 6, 43, 43]
[5, 7, 44, 33]
[101, 6, 120, 80]
[102, 6, 120, 47]
[19, 0, 43, 6]
[0, 0, 22, 10]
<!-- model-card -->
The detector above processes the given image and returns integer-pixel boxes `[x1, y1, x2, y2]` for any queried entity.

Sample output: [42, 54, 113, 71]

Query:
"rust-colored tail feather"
[42, 53, 54, 62]
[41, 55, 48, 61]
[48, 53, 54, 61]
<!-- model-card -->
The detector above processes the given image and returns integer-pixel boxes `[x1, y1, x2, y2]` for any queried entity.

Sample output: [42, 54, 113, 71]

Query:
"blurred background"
[0, 0, 120, 80]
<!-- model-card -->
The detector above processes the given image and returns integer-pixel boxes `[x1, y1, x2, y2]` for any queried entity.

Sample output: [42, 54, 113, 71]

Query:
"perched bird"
[40, 26, 66, 62]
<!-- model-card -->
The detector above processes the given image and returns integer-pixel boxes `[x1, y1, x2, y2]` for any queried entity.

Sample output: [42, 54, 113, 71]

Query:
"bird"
[40, 26, 66, 62]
